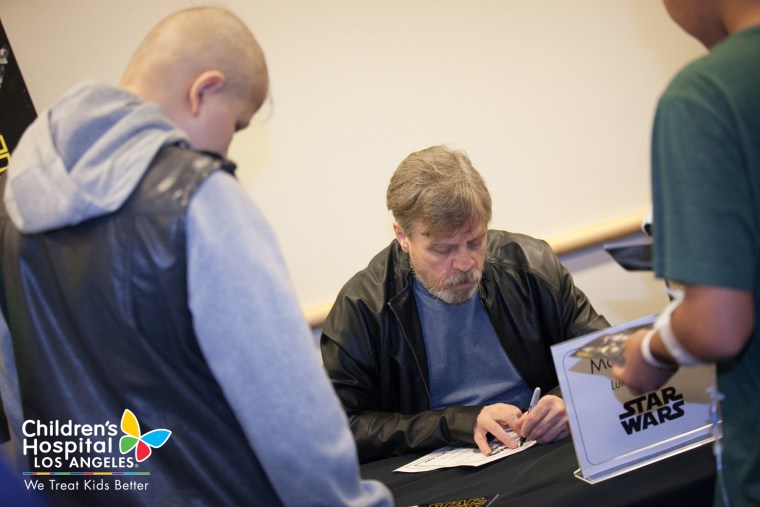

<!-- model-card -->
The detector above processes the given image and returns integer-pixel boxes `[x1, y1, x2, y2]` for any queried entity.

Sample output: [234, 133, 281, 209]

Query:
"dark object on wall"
[0, 17, 37, 170]
[0, 16, 37, 443]
[604, 237, 653, 272]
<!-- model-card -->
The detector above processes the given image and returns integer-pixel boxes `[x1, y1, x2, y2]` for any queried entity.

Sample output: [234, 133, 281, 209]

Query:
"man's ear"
[188, 70, 226, 116]
[393, 223, 410, 253]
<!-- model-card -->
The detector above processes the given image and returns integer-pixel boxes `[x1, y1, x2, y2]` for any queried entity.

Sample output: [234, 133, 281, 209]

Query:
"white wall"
[561, 238, 670, 327]
[1, 1, 704, 324]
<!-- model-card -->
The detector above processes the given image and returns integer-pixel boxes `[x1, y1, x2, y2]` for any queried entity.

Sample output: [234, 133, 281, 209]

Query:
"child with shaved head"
[0, 8, 391, 506]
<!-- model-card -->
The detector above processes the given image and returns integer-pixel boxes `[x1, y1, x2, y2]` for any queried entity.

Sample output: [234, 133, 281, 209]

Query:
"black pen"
[519, 387, 541, 447]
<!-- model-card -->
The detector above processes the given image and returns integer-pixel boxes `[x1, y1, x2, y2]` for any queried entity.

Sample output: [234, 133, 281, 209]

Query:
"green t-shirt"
[651, 25, 760, 506]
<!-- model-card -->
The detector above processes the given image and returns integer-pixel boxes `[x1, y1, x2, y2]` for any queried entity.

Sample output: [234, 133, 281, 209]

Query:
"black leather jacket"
[321, 230, 609, 463]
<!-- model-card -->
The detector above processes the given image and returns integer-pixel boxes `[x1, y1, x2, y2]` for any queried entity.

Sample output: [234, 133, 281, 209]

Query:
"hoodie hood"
[4, 81, 188, 233]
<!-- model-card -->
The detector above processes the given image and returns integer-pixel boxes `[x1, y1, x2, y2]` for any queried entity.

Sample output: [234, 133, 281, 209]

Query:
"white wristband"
[640, 329, 677, 369]
[651, 289, 707, 367]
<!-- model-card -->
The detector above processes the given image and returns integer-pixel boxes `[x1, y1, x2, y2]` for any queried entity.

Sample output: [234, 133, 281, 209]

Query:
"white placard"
[551, 315, 716, 483]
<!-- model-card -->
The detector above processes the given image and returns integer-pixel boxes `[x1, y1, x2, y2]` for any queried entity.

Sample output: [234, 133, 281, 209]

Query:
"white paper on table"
[394, 435, 537, 473]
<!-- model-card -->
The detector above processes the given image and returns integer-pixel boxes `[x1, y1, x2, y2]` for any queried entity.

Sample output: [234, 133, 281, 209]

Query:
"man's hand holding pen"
[514, 394, 569, 446]
[474, 394, 570, 456]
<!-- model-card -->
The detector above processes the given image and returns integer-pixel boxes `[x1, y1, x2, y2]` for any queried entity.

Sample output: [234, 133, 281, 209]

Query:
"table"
[361, 438, 716, 506]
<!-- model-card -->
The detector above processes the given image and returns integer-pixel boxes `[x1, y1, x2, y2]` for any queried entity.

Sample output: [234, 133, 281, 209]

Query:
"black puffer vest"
[0, 145, 282, 506]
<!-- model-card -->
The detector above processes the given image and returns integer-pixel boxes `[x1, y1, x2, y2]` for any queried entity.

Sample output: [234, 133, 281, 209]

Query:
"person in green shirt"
[613, 1, 760, 505]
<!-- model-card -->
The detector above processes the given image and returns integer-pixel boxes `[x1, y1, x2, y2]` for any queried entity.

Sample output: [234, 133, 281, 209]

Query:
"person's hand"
[473, 403, 522, 455]
[513, 395, 569, 444]
[612, 328, 678, 395]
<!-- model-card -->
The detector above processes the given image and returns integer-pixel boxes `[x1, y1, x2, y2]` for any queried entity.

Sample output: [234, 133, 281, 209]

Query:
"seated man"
[321, 145, 609, 463]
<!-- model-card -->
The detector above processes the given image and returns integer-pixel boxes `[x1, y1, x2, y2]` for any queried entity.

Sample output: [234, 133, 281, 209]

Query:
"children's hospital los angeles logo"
[22, 409, 171, 494]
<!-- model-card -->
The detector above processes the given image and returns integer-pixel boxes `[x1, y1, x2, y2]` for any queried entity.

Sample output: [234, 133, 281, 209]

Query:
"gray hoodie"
[0, 82, 392, 507]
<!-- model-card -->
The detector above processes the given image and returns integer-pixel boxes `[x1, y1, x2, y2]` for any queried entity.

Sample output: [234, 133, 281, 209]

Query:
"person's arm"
[320, 322, 482, 462]
[187, 171, 391, 507]
[659, 285, 753, 359]
[613, 284, 754, 394]
[505, 246, 600, 444]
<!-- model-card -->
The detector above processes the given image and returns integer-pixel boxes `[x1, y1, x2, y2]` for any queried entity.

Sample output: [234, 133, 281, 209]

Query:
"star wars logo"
[618, 386, 685, 435]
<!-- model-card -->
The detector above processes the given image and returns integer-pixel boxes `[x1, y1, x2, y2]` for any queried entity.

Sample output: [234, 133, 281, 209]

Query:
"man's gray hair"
[386, 145, 492, 237]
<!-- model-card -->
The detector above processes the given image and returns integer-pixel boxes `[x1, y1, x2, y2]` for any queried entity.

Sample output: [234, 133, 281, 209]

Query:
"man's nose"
[452, 250, 475, 272]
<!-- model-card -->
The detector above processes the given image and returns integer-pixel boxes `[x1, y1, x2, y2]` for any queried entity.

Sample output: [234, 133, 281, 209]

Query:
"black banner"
[0, 17, 37, 174]
[0, 17, 37, 442]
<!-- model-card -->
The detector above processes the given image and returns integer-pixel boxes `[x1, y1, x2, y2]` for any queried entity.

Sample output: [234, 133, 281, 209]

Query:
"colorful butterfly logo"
[119, 409, 172, 462]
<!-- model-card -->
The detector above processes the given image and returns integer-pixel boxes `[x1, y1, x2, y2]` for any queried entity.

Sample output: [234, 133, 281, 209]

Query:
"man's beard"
[415, 267, 482, 305]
